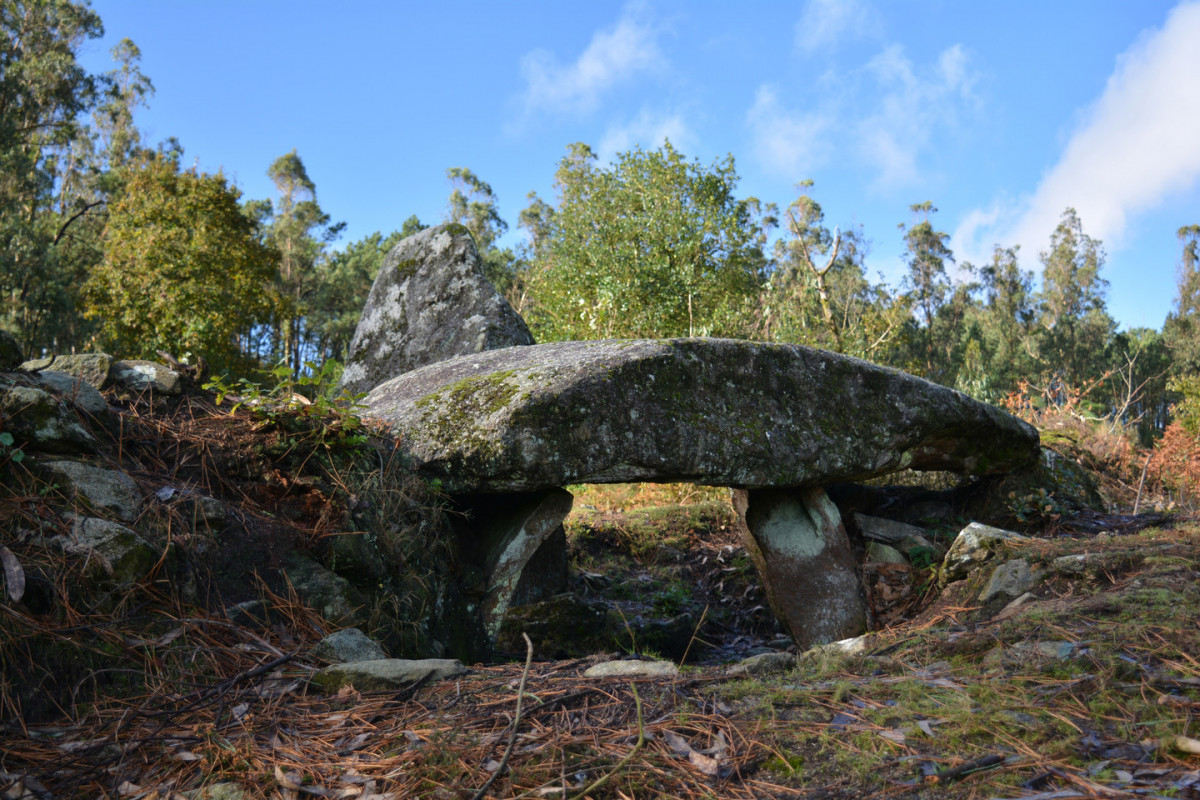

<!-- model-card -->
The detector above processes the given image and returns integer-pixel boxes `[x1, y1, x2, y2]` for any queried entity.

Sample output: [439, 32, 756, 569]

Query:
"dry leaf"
[1171, 735, 1200, 755]
[878, 729, 907, 745]
[688, 750, 721, 777]
[275, 765, 304, 789]
[663, 730, 693, 757]
[0, 546, 24, 603]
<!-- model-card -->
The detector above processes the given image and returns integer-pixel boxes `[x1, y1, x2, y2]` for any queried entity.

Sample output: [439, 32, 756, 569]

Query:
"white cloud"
[745, 85, 834, 178]
[597, 108, 697, 163]
[514, 2, 664, 121]
[794, 0, 879, 54]
[857, 44, 978, 192]
[746, 44, 977, 190]
[954, 0, 1200, 268]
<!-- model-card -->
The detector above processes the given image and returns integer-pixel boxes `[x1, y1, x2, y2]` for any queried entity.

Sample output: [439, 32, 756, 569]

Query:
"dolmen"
[359, 336, 1039, 651]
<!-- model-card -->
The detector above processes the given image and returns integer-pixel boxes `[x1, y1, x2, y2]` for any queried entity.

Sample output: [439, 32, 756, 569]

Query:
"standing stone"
[451, 488, 574, 646]
[733, 487, 868, 650]
[339, 223, 534, 396]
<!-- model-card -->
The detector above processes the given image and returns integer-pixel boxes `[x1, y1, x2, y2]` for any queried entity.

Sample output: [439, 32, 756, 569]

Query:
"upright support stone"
[732, 487, 867, 650]
[451, 488, 574, 649]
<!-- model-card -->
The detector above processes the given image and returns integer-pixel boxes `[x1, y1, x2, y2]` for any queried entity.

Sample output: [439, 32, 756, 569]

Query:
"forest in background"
[4, 1, 1200, 470]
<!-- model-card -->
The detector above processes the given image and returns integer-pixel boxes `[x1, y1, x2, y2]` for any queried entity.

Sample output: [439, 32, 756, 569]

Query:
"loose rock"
[311, 658, 468, 692]
[313, 628, 388, 664]
[941, 522, 1031, 586]
[583, 659, 679, 678]
[41, 461, 142, 521]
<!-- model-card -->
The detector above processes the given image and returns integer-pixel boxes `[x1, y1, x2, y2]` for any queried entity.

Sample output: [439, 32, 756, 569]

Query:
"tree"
[525, 141, 769, 341]
[764, 181, 907, 361]
[898, 202, 954, 378]
[975, 244, 1036, 394]
[0, 0, 103, 353]
[1164, 224, 1200, 376]
[260, 150, 344, 376]
[1035, 207, 1114, 389]
[83, 155, 280, 373]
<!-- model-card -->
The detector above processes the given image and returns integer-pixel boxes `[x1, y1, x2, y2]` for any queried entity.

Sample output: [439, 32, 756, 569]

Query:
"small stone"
[313, 628, 388, 664]
[182, 784, 248, 800]
[111, 360, 182, 395]
[1053, 553, 1100, 575]
[583, 659, 679, 678]
[979, 559, 1037, 603]
[41, 461, 142, 521]
[800, 633, 873, 660]
[311, 658, 467, 691]
[865, 541, 908, 564]
[726, 651, 796, 677]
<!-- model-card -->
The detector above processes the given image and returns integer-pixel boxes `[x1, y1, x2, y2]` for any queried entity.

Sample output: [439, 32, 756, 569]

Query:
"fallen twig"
[470, 632, 534, 800]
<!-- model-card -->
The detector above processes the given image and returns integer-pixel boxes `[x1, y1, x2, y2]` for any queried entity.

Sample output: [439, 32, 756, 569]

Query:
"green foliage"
[84, 155, 280, 372]
[0, 429, 25, 464]
[443, 168, 520, 294]
[764, 182, 909, 361]
[1168, 374, 1200, 438]
[899, 201, 955, 379]
[525, 141, 769, 340]
[203, 358, 368, 449]
[1036, 207, 1115, 390]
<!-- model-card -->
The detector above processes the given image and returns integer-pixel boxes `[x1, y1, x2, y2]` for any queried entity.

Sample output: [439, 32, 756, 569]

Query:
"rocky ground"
[2, 371, 1199, 799]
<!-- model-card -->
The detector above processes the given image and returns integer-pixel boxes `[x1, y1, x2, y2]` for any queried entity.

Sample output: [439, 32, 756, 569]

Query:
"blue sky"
[79, 0, 1200, 333]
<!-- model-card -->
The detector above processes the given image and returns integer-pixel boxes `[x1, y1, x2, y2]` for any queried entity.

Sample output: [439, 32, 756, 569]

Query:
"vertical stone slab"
[732, 486, 867, 649]
[452, 488, 574, 648]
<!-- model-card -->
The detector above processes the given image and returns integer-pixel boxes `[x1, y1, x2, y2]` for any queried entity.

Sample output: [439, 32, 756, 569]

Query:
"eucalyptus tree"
[766, 181, 907, 362]
[0, 0, 103, 352]
[260, 150, 344, 376]
[898, 201, 954, 378]
[1164, 224, 1200, 376]
[1035, 207, 1114, 391]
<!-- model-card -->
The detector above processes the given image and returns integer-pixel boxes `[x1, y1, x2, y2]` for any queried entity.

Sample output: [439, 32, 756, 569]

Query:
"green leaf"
[0, 432, 13, 447]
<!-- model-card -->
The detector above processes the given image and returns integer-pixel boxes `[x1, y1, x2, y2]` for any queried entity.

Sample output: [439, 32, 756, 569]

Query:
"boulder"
[21, 353, 113, 389]
[58, 515, 159, 587]
[30, 370, 110, 418]
[0, 330, 22, 370]
[283, 555, 368, 628]
[362, 339, 1039, 494]
[339, 224, 534, 396]
[41, 461, 142, 521]
[854, 513, 926, 544]
[733, 487, 868, 649]
[451, 489, 574, 641]
[940, 522, 1031, 586]
[0, 384, 97, 453]
[111, 359, 182, 395]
